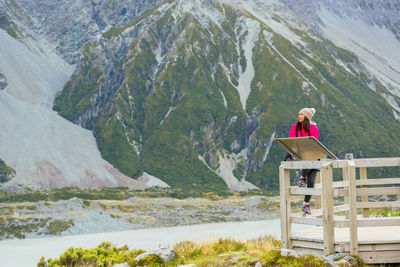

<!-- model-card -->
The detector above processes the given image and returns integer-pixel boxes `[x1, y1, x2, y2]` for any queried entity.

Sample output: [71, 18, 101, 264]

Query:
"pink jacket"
[289, 124, 319, 140]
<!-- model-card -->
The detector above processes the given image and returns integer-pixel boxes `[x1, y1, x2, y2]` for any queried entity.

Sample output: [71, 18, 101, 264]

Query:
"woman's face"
[298, 112, 305, 123]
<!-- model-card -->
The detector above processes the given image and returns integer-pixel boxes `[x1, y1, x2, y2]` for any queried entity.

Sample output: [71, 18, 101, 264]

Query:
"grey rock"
[343, 255, 358, 266]
[255, 262, 263, 267]
[0, 0, 163, 64]
[326, 252, 345, 261]
[178, 264, 197, 267]
[319, 256, 338, 267]
[135, 248, 176, 263]
[113, 263, 129, 267]
[280, 248, 304, 258]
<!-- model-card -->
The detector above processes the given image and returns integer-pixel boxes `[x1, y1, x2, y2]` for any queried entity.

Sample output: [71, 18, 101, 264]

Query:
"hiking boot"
[302, 203, 311, 215]
[297, 176, 306, 187]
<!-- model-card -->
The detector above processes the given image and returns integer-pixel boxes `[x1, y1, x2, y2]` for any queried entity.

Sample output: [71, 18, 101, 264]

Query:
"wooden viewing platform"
[279, 157, 400, 264]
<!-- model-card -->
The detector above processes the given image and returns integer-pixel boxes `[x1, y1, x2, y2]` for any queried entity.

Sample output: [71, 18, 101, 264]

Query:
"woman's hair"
[296, 117, 311, 136]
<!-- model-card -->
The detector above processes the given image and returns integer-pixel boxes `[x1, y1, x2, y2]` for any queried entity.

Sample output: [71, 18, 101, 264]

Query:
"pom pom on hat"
[299, 107, 316, 122]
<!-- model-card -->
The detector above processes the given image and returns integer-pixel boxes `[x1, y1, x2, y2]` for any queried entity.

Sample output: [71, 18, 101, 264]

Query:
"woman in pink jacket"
[289, 107, 319, 215]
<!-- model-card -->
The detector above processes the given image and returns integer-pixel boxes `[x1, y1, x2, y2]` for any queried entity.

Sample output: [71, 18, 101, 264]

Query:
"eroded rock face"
[0, 0, 163, 64]
[281, 0, 400, 39]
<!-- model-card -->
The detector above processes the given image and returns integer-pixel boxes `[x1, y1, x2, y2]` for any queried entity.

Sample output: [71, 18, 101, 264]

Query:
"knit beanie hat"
[299, 107, 316, 122]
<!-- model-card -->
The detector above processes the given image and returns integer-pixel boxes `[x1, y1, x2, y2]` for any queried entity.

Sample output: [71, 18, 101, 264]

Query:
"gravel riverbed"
[0, 196, 284, 239]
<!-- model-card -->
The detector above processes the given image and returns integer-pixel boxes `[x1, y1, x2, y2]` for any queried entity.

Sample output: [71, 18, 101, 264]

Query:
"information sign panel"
[274, 136, 338, 160]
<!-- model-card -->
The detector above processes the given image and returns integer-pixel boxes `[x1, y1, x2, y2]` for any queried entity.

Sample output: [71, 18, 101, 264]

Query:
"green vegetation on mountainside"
[139, 13, 243, 191]
[53, 44, 103, 122]
[244, 22, 400, 189]
[53, 1, 400, 191]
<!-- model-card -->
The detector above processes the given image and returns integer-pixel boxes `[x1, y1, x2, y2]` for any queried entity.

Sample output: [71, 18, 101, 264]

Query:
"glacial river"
[0, 219, 315, 267]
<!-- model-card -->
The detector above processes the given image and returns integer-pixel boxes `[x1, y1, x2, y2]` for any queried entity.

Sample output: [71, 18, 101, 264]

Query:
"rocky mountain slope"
[0, 0, 399, 191]
[0, 0, 167, 189]
[53, 0, 400, 191]
[282, 0, 400, 119]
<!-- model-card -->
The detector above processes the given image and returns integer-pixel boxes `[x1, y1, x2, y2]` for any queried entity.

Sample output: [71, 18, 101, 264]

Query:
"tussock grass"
[174, 236, 280, 263]
[38, 236, 362, 266]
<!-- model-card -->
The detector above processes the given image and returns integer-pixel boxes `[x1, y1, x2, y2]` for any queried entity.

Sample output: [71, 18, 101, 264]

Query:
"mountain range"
[0, 0, 399, 192]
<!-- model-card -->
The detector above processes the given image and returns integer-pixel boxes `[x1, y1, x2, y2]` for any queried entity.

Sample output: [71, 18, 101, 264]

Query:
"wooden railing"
[279, 157, 400, 255]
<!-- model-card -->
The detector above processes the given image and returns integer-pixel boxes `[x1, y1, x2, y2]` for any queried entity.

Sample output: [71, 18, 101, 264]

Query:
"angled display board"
[274, 136, 338, 160]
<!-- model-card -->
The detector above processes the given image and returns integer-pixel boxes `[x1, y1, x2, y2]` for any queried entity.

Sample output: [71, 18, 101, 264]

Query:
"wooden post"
[321, 162, 334, 255]
[342, 167, 349, 219]
[280, 165, 291, 249]
[360, 167, 369, 218]
[315, 172, 321, 209]
[348, 160, 358, 255]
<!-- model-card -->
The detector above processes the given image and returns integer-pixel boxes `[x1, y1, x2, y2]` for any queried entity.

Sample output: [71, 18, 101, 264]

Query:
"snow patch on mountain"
[160, 106, 176, 126]
[262, 131, 276, 163]
[224, 0, 309, 49]
[335, 59, 354, 75]
[219, 88, 228, 108]
[198, 152, 259, 192]
[382, 93, 400, 122]
[216, 152, 259, 191]
[297, 58, 313, 71]
[172, 0, 224, 28]
[235, 18, 259, 110]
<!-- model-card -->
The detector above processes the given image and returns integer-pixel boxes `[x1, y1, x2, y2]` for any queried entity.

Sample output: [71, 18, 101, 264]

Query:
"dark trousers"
[302, 169, 318, 203]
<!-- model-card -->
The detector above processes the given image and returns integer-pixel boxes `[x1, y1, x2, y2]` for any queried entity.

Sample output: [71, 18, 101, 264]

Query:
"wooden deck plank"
[353, 157, 400, 168]
[344, 243, 400, 252]
[291, 226, 400, 243]
[357, 201, 400, 208]
[336, 187, 400, 197]
[356, 187, 400, 196]
[292, 204, 349, 218]
[334, 217, 400, 228]
[290, 186, 321, 196]
[359, 251, 400, 264]
[314, 181, 349, 189]
[291, 216, 323, 226]
[356, 178, 400, 186]
[292, 240, 324, 249]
